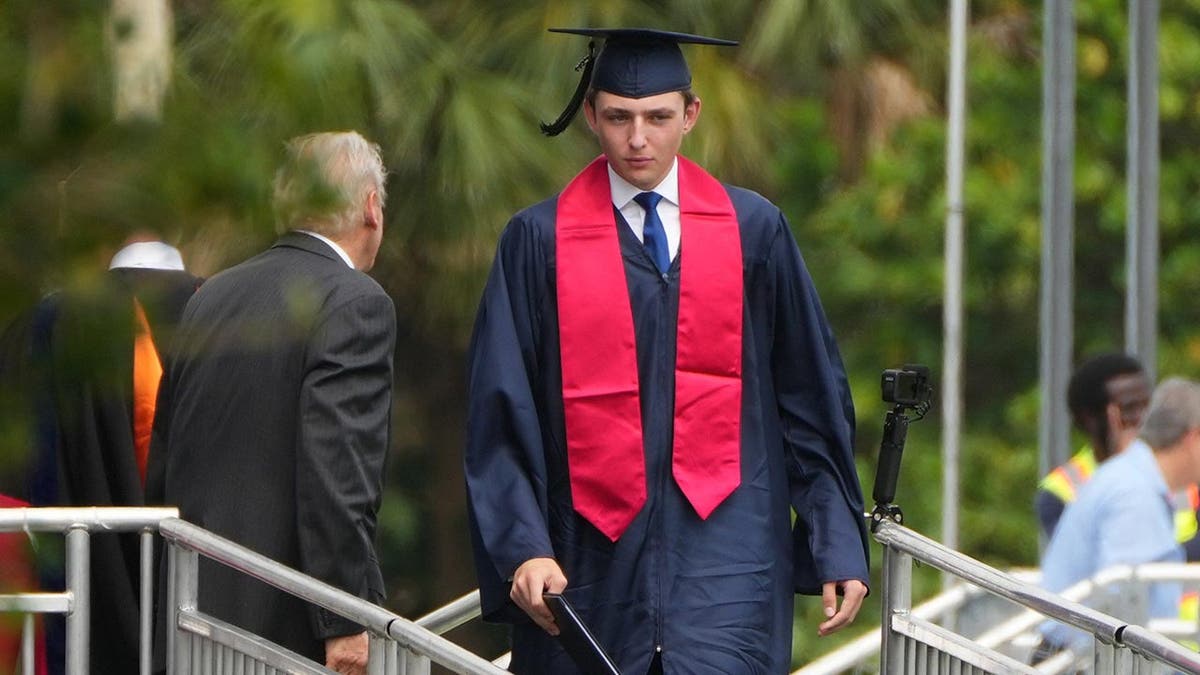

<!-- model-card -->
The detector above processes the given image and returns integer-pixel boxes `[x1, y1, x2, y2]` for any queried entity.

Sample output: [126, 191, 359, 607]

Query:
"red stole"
[556, 156, 743, 541]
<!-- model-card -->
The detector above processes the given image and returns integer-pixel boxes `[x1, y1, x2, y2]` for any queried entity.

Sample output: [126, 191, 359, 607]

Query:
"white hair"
[272, 131, 387, 237]
[1141, 377, 1200, 451]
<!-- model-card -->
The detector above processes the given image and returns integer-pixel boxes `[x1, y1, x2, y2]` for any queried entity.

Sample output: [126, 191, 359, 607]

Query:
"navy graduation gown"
[465, 183, 869, 674]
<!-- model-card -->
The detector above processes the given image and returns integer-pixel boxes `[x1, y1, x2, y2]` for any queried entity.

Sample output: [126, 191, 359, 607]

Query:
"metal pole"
[21, 614, 34, 675]
[942, 0, 969, 584]
[165, 545, 176, 674]
[171, 545, 198, 673]
[1125, 0, 1160, 379]
[880, 541, 913, 674]
[140, 529, 154, 675]
[368, 633, 387, 675]
[1038, 0, 1076, 481]
[65, 527, 90, 675]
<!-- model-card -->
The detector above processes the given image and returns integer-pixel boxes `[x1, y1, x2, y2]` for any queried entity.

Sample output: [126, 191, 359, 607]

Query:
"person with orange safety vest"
[1035, 353, 1200, 627]
[1036, 353, 1152, 538]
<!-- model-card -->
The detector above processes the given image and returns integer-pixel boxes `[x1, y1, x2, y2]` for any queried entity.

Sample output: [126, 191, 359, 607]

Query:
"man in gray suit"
[147, 131, 394, 675]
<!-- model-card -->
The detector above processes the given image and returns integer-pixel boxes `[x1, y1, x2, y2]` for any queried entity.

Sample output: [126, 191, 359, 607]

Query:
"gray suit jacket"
[147, 231, 395, 662]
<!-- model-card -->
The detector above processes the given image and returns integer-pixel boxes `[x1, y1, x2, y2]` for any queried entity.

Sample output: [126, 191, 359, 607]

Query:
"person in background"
[1035, 353, 1200, 626]
[146, 131, 394, 675]
[0, 234, 201, 674]
[464, 28, 869, 675]
[1035, 353, 1153, 539]
[1033, 377, 1200, 663]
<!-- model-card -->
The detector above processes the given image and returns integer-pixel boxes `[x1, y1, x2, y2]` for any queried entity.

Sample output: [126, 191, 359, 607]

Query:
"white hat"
[108, 241, 186, 271]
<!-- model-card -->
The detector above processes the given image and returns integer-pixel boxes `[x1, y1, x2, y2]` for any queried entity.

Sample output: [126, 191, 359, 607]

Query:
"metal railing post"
[64, 526, 90, 675]
[1095, 641, 1130, 675]
[168, 542, 199, 673]
[140, 529, 154, 675]
[879, 536, 913, 674]
[369, 632, 401, 675]
[165, 543, 177, 674]
[405, 650, 431, 675]
[21, 613, 34, 675]
[1130, 575, 1150, 625]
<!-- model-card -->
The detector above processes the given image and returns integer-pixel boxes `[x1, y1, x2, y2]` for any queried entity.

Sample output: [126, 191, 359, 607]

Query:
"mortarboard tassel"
[539, 42, 596, 137]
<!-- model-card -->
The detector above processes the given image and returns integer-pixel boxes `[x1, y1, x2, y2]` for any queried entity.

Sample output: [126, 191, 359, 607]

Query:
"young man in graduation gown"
[464, 29, 870, 675]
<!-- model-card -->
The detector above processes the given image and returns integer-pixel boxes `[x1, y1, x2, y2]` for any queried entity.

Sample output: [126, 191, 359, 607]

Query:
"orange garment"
[132, 299, 162, 484]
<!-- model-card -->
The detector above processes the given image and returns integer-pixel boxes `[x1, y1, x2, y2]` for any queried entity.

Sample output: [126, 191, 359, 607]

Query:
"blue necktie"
[634, 191, 670, 274]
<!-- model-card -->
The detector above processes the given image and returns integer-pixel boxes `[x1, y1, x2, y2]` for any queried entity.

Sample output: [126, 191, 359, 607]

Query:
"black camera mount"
[869, 364, 932, 532]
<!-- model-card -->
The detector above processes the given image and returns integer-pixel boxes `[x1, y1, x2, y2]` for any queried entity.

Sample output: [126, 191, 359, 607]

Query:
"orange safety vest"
[1039, 447, 1097, 504]
[1041, 447, 1200, 545]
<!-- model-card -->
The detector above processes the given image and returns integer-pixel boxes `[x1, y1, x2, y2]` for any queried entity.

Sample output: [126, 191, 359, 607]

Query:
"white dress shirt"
[296, 229, 355, 269]
[608, 159, 681, 263]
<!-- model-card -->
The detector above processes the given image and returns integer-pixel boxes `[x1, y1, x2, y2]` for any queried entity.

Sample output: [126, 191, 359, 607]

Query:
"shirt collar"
[607, 158, 680, 209]
[295, 230, 355, 268]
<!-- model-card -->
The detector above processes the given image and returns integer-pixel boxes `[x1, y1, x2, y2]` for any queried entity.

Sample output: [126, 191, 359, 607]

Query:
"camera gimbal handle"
[870, 404, 913, 531]
[872, 404, 910, 506]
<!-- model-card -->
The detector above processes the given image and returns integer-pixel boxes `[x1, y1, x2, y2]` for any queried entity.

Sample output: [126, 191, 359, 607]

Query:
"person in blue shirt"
[1033, 377, 1200, 663]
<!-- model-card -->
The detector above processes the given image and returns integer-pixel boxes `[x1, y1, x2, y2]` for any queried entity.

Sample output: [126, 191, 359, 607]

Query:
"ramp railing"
[159, 517, 508, 675]
[0, 506, 178, 675]
[10, 508, 1198, 674]
[797, 563, 1200, 674]
[871, 518, 1200, 674]
[0, 508, 508, 675]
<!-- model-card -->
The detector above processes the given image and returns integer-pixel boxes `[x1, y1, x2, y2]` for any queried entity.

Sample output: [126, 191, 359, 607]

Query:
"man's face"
[1106, 372, 1152, 429]
[1087, 371, 1151, 459]
[584, 90, 700, 191]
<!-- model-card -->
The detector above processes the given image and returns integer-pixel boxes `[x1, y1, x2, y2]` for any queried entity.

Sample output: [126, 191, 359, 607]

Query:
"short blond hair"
[272, 131, 387, 237]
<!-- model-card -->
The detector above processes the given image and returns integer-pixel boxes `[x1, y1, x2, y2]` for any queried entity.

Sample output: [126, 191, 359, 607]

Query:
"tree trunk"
[108, 0, 172, 123]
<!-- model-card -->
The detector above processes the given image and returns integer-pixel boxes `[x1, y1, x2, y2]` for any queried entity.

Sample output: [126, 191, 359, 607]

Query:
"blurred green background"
[4, 0, 1200, 668]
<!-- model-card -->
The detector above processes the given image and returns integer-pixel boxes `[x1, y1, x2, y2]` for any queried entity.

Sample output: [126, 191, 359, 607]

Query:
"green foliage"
[8, 0, 1200, 669]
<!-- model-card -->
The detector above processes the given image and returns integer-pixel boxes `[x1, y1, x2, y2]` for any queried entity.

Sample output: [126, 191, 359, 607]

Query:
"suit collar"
[273, 230, 352, 267]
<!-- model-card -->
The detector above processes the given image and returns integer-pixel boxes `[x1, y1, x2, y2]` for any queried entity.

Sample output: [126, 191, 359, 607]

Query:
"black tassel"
[539, 42, 596, 137]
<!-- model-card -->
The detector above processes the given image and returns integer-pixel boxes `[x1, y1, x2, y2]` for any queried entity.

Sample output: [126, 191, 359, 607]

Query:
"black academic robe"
[146, 232, 394, 664]
[0, 268, 200, 675]
[465, 184, 870, 674]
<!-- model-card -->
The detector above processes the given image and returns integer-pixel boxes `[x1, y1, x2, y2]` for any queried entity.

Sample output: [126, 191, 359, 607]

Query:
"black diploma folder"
[543, 592, 622, 675]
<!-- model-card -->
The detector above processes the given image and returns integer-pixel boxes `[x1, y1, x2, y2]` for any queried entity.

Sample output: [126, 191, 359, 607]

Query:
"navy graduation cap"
[540, 28, 738, 136]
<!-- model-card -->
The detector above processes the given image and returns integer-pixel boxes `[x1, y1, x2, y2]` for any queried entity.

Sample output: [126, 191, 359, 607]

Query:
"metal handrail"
[11, 507, 1195, 674]
[793, 582, 980, 674]
[873, 519, 1200, 673]
[1121, 624, 1200, 671]
[415, 590, 483, 635]
[0, 506, 178, 675]
[799, 560, 1200, 674]
[158, 518, 508, 674]
[0, 506, 179, 531]
[873, 520, 1129, 643]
